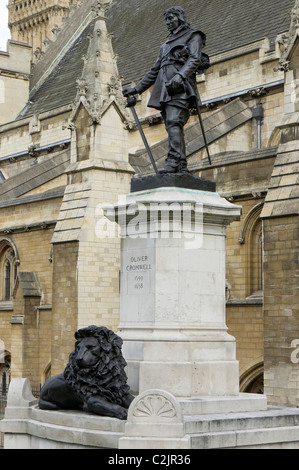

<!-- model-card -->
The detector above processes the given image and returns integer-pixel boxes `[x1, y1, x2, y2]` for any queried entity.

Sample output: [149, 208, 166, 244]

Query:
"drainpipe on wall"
[252, 103, 264, 149]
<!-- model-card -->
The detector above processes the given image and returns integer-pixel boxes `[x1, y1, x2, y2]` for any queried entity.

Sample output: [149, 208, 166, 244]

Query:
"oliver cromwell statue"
[123, 6, 208, 174]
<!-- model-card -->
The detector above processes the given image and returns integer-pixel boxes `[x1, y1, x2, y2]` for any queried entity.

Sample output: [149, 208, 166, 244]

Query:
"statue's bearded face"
[165, 12, 180, 34]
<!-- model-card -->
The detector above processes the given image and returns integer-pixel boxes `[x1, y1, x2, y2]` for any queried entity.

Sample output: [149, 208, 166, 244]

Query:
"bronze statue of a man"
[123, 6, 207, 174]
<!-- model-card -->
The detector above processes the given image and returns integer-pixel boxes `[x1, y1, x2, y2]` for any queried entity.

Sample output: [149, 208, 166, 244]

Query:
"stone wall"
[263, 215, 299, 406]
[51, 241, 79, 377]
[0, 195, 61, 384]
[196, 149, 275, 389]
[227, 304, 263, 381]
[0, 112, 71, 181]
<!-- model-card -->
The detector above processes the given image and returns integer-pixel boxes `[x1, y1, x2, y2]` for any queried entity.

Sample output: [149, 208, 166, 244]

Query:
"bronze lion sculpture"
[39, 325, 134, 420]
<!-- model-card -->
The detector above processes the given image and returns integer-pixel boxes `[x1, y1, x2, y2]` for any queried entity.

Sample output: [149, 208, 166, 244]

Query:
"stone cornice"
[0, 69, 30, 80]
[0, 220, 57, 236]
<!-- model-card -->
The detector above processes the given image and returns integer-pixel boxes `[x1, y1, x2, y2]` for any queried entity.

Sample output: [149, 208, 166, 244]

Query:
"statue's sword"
[125, 95, 159, 175]
[194, 87, 212, 165]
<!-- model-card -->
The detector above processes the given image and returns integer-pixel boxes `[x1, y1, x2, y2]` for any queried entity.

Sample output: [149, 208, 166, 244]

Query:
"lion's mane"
[64, 325, 130, 406]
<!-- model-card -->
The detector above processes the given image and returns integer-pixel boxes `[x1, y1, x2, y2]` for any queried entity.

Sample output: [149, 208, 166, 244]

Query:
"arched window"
[250, 221, 263, 294]
[238, 202, 264, 298]
[0, 239, 20, 303]
[4, 260, 11, 301]
[239, 362, 264, 394]
[2, 249, 18, 302]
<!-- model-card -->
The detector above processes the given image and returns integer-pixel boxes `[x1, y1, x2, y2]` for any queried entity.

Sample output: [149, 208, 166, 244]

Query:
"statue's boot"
[178, 158, 189, 174]
[159, 157, 180, 173]
[160, 123, 187, 173]
[160, 103, 190, 174]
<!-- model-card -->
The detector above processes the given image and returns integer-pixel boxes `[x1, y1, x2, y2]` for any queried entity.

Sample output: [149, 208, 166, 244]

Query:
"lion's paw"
[115, 406, 128, 420]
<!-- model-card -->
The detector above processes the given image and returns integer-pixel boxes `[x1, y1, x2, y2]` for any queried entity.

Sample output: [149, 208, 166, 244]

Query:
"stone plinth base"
[0, 379, 125, 449]
[131, 173, 216, 193]
[2, 409, 125, 449]
[119, 389, 299, 449]
[2, 380, 299, 449]
[122, 330, 240, 397]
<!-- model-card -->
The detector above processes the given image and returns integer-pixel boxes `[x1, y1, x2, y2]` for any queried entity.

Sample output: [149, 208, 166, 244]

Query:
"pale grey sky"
[0, 1, 10, 51]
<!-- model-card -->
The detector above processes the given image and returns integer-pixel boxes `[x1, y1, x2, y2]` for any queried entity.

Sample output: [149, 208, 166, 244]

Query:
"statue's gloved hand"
[122, 87, 137, 97]
[170, 74, 184, 86]
[167, 74, 184, 95]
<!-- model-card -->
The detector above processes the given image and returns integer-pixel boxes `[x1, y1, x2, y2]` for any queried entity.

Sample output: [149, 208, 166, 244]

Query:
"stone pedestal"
[105, 184, 245, 401]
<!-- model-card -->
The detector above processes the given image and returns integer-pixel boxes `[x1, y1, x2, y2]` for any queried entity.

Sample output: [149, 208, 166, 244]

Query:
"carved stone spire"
[67, 0, 130, 163]
[69, 0, 126, 124]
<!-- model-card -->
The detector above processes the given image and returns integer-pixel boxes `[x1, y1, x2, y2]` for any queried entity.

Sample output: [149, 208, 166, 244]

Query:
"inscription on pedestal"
[125, 254, 153, 295]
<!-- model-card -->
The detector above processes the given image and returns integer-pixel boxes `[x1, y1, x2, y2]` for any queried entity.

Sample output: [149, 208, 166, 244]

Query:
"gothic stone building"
[0, 0, 298, 408]
[7, 0, 80, 56]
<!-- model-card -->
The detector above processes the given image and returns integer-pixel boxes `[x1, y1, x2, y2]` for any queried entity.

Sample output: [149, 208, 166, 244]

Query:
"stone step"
[190, 425, 299, 449]
[185, 407, 299, 449]
[179, 393, 267, 416]
[30, 405, 125, 433]
[2, 405, 126, 449]
[184, 406, 299, 434]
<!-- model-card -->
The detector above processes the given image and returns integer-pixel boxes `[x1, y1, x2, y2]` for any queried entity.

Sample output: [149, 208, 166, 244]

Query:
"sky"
[0, 1, 10, 51]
